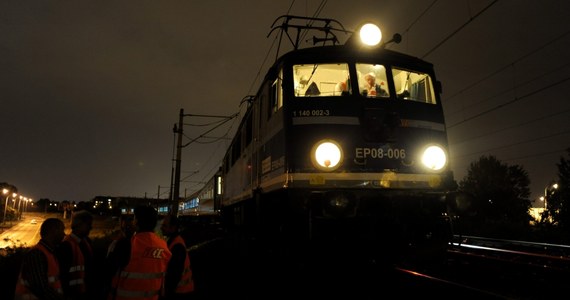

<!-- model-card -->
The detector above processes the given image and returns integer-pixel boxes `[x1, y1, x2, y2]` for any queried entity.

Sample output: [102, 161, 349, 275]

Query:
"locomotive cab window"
[392, 67, 437, 104]
[293, 63, 350, 97]
[356, 63, 390, 98]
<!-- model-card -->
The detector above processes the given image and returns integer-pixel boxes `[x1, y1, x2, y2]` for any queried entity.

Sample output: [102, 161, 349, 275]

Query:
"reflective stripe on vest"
[69, 278, 85, 286]
[69, 265, 85, 272]
[63, 234, 87, 291]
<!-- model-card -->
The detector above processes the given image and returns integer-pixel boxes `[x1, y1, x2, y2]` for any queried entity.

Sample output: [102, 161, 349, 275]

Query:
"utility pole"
[172, 109, 184, 215]
[157, 185, 161, 210]
[2, 191, 10, 226]
[171, 108, 238, 216]
[169, 124, 177, 203]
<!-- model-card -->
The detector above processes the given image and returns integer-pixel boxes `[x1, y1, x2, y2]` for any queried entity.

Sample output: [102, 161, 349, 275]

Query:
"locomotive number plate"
[292, 109, 331, 117]
[355, 147, 406, 159]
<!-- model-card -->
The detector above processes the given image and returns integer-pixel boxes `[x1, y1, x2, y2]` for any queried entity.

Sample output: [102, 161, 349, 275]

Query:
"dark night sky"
[1, 0, 569, 204]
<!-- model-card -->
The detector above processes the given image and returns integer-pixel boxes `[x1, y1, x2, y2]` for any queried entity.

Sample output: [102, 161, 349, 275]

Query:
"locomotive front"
[219, 17, 458, 262]
[279, 22, 456, 258]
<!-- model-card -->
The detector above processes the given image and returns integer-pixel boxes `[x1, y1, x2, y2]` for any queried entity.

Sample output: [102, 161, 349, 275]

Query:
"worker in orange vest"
[160, 214, 195, 300]
[14, 218, 66, 300]
[57, 210, 94, 299]
[103, 214, 136, 299]
[108, 205, 172, 300]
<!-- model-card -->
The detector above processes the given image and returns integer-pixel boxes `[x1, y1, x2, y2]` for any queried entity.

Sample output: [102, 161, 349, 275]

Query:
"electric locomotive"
[220, 16, 458, 261]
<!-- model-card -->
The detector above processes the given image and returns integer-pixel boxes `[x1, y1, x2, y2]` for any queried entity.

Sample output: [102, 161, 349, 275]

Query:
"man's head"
[364, 72, 376, 86]
[120, 215, 136, 238]
[134, 205, 158, 232]
[70, 210, 93, 238]
[40, 218, 65, 247]
[160, 214, 180, 237]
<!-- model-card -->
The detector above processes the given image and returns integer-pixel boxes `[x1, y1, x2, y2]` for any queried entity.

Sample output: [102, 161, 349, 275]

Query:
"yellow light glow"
[359, 23, 382, 46]
[312, 140, 343, 171]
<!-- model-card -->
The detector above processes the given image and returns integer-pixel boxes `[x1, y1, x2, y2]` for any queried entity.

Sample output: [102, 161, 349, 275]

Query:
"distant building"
[91, 196, 170, 215]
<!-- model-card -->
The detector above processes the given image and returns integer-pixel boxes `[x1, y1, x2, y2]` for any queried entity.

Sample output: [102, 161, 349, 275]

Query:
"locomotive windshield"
[293, 63, 350, 97]
[390, 67, 437, 104]
[292, 62, 437, 104]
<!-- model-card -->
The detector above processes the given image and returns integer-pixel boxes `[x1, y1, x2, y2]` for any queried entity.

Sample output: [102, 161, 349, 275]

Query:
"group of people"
[14, 205, 194, 300]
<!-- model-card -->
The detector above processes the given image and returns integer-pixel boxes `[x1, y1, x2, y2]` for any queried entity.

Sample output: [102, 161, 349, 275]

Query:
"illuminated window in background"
[181, 199, 199, 210]
[121, 208, 134, 215]
[293, 63, 350, 97]
[392, 67, 437, 104]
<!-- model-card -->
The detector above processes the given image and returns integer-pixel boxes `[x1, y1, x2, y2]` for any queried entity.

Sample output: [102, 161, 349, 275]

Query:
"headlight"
[311, 139, 343, 171]
[359, 23, 382, 46]
[421, 145, 447, 171]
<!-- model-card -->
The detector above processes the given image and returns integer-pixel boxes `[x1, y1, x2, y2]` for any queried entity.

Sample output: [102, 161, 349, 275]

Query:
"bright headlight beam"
[421, 145, 447, 171]
[312, 140, 343, 171]
[359, 23, 382, 46]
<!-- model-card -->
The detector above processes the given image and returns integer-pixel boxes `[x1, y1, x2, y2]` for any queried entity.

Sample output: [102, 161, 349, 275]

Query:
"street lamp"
[2, 189, 9, 226]
[23, 199, 29, 213]
[16, 196, 23, 220]
[3, 190, 17, 226]
[542, 182, 559, 211]
[17, 197, 27, 219]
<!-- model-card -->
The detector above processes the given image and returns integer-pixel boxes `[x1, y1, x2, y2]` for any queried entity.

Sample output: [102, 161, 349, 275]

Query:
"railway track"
[178, 198, 554, 297]
[188, 231, 570, 299]
[396, 235, 570, 299]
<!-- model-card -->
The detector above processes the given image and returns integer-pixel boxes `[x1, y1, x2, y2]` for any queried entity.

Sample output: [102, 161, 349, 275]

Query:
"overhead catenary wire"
[448, 76, 570, 129]
[182, 0, 332, 197]
[445, 30, 570, 104]
[421, 0, 499, 59]
[397, 0, 569, 195]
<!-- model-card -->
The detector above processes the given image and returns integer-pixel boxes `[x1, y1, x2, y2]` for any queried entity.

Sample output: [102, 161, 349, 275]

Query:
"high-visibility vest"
[109, 232, 172, 300]
[14, 242, 63, 300]
[62, 233, 91, 294]
[168, 235, 194, 294]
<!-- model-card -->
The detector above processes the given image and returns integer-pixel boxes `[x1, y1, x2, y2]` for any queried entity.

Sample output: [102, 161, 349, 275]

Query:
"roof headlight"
[359, 23, 382, 46]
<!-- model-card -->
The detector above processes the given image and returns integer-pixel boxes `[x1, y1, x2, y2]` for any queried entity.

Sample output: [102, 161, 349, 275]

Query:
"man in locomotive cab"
[362, 72, 388, 97]
[334, 71, 351, 96]
[334, 80, 348, 95]
[295, 75, 309, 96]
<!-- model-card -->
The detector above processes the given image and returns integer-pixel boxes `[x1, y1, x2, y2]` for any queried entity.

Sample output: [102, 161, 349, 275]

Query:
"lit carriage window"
[293, 63, 350, 97]
[392, 67, 437, 104]
[356, 63, 390, 98]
